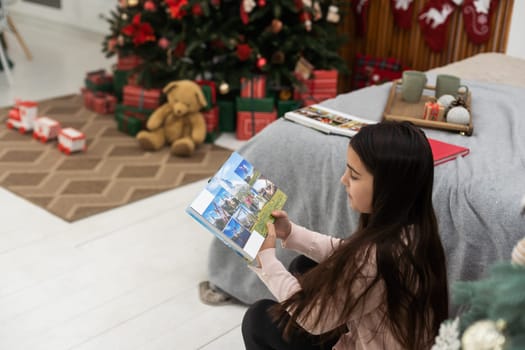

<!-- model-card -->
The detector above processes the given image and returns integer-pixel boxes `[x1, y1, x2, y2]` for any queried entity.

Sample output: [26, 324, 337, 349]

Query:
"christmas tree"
[102, 0, 347, 94]
[432, 234, 525, 350]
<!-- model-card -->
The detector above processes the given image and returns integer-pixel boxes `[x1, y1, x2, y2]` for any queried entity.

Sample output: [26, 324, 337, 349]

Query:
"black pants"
[242, 255, 341, 350]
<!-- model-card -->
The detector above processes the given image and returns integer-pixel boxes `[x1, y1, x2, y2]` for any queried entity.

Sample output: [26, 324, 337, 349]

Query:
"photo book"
[284, 104, 377, 137]
[186, 152, 287, 263]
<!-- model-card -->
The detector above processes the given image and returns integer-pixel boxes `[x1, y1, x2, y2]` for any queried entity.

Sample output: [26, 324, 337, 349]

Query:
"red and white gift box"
[85, 69, 113, 85]
[117, 53, 143, 70]
[240, 76, 267, 98]
[202, 106, 219, 132]
[92, 93, 118, 114]
[423, 101, 445, 122]
[196, 79, 217, 105]
[236, 110, 277, 140]
[294, 70, 338, 103]
[122, 85, 162, 110]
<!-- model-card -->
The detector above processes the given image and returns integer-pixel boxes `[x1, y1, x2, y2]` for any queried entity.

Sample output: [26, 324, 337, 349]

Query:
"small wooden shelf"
[383, 79, 473, 136]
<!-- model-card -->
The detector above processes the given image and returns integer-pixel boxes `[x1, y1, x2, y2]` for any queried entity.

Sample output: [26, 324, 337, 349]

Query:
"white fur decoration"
[511, 237, 525, 266]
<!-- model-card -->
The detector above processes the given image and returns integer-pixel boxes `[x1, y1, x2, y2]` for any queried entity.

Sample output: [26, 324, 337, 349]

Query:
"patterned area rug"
[0, 95, 232, 222]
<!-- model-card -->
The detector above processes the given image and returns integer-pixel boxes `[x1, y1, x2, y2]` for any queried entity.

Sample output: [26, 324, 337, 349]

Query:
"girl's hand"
[271, 210, 292, 240]
[259, 222, 277, 252]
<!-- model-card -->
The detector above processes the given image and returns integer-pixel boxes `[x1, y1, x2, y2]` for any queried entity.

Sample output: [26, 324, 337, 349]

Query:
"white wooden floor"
[1, 13, 247, 350]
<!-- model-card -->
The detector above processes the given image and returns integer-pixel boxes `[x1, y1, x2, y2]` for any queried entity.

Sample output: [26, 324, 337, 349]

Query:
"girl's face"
[340, 146, 374, 214]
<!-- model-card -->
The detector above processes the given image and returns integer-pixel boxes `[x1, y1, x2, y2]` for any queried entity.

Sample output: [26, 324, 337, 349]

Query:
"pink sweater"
[250, 223, 405, 350]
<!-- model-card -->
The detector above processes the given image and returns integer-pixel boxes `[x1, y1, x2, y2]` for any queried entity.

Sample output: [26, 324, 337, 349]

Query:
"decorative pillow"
[352, 53, 409, 90]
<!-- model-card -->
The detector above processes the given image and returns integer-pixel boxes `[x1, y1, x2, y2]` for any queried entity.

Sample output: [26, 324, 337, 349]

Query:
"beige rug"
[0, 94, 232, 222]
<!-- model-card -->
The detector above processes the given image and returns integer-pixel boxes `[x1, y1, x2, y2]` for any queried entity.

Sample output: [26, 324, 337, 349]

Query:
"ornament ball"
[461, 319, 506, 350]
[219, 82, 230, 95]
[271, 19, 283, 33]
[257, 57, 267, 69]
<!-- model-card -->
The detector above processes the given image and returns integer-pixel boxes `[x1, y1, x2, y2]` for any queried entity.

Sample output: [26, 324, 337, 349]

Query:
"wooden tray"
[383, 79, 473, 136]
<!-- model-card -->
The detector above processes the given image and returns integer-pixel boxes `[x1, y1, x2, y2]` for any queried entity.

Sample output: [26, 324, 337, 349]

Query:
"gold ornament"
[461, 319, 506, 350]
[279, 88, 292, 101]
[219, 82, 230, 95]
[127, 0, 139, 6]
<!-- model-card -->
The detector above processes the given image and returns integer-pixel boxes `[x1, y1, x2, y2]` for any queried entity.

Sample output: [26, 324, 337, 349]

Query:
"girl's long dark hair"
[275, 121, 449, 349]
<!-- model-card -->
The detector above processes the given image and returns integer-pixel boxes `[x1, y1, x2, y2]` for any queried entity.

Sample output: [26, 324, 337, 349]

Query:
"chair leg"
[0, 39, 13, 85]
[6, 15, 32, 61]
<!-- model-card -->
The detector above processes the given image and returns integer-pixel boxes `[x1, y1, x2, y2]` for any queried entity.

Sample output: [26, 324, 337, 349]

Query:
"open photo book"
[285, 104, 469, 166]
[186, 152, 288, 263]
[284, 104, 377, 137]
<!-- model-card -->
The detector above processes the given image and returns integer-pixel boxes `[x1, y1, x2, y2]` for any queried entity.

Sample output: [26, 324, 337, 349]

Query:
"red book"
[428, 138, 470, 166]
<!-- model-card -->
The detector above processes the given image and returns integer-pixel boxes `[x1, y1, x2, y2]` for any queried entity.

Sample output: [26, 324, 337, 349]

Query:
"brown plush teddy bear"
[136, 80, 208, 157]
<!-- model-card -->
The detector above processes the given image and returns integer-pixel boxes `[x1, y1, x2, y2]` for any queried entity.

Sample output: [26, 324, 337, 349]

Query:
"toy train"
[6, 100, 38, 134]
[6, 100, 86, 154]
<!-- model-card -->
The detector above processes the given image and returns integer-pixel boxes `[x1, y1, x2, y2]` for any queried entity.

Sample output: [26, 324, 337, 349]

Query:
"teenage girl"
[242, 121, 449, 350]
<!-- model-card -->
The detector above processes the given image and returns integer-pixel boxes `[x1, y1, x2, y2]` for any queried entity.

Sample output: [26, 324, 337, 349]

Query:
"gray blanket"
[207, 79, 525, 311]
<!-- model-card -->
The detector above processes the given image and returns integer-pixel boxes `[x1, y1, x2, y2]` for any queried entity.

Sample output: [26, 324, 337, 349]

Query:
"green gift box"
[277, 100, 302, 118]
[235, 97, 274, 112]
[85, 79, 113, 93]
[115, 104, 153, 126]
[200, 85, 214, 111]
[115, 113, 143, 136]
[218, 100, 236, 132]
[113, 69, 132, 101]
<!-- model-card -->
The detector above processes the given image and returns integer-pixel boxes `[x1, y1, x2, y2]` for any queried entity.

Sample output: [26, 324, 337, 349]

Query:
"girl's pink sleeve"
[282, 223, 342, 262]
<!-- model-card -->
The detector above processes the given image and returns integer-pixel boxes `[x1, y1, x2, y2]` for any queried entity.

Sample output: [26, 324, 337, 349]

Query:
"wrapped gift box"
[112, 69, 138, 100]
[115, 104, 153, 127]
[294, 69, 338, 102]
[236, 110, 277, 140]
[218, 99, 236, 132]
[277, 100, 301, 118]
[196, 80, 217, 110]
[81, 88, 95, 109]
[115, 113, 143, 136]
[423, 101, 445, 122]
[203, 107, 221, 143]
[122, 85, 162, 110]
[84, 69, 113, 93]
[117, 53, 143, 70]
[236, 97, 274, 112]
[92, 92, 117, 114]
[240, 75, 267, 98]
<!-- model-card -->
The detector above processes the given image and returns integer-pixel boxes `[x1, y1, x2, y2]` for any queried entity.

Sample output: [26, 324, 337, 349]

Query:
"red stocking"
[353, 0, 370, 36]
[418, 0, 457, 52]
[391, 0, 415, 29]
[463, 0, 498, 44]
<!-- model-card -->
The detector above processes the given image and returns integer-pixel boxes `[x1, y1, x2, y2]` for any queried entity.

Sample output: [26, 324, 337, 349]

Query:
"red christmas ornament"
[144, 0, 157, 11]
[257, 56, 267, 69]
[192, 3, 203, 16]
[258, 0, 266, 6]
[237, 44, 252, 61]
[158, 37, 170, 49]
[174, 41, 186, 57]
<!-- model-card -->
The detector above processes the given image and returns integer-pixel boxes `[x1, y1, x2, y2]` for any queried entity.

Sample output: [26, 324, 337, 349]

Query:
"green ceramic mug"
[435, 74, 469, 98]
[401, 71, 428, 103]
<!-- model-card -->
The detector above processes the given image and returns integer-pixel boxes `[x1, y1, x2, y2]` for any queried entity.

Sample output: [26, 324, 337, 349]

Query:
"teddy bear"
[136, 80, 208, 157]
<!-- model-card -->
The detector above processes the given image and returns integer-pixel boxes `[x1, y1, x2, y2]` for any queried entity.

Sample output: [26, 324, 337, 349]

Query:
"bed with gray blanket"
[207, 53, 525, 310]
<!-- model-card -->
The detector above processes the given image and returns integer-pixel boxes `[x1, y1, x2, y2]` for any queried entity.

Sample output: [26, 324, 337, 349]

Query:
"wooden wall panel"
[337, 0, 514, 92]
